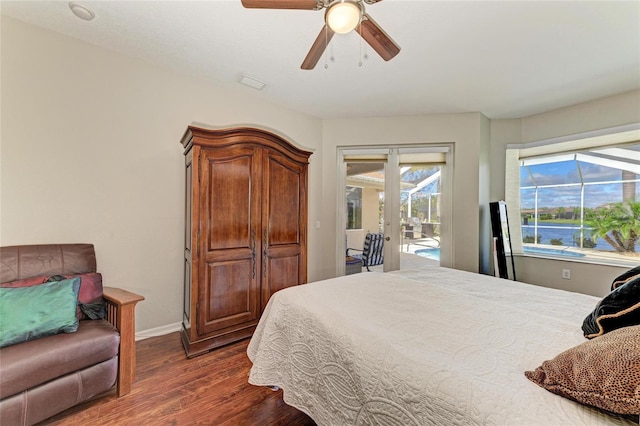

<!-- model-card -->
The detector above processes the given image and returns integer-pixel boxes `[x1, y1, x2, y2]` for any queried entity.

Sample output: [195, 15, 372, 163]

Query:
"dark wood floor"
[43, 332, 316, 425]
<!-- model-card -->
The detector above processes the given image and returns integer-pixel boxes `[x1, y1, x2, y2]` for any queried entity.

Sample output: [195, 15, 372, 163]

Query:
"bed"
[247, 266, 640, 425]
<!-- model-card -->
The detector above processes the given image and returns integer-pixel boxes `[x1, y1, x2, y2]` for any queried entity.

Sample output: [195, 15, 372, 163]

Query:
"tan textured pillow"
[525, 325, 640, 415]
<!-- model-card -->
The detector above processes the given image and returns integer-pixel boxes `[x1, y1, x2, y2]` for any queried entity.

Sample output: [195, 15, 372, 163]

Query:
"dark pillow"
[582, 277, 640, 338]
[0, 277, 81, 348]
[68, 273, 105, 319]
[525, 325, 640, 415]
[611, 265, 640, 290]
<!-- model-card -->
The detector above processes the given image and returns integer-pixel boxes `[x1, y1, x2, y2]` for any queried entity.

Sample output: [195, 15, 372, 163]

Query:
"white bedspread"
[247, 267, 635, 425]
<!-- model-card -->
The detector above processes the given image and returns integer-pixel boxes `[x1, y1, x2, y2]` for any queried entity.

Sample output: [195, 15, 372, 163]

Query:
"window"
[346, 186, 362, 229]
[505, 125, 640, 264]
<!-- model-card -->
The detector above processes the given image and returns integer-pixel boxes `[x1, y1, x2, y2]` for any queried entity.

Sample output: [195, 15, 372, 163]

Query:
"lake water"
[414, 222, 638, 262]
[520, 223, 635, 252]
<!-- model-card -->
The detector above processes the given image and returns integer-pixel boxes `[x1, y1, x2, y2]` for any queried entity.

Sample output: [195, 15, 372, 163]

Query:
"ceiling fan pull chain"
[324, 25, 329, 69]
[358, 22, 363, 67]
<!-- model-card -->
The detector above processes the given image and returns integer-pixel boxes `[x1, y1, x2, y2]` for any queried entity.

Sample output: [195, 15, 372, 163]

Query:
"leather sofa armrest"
[103, 287, 144, 397]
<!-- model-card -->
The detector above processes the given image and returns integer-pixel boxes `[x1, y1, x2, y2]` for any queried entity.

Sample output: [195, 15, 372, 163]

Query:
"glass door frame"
[336, 144, 453, 275]
[383, 149, 401, 271]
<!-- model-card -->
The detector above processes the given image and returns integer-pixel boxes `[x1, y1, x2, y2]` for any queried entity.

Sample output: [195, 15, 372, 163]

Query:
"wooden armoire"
[180, 126, 311, 357]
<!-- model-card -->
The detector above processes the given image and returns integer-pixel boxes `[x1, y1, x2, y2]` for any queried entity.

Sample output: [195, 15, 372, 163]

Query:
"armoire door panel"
[203, 149, 260, 251]
[183, 256, 192, 325]
[185, 160, 193, 253]
[263, 255, 300, 309]
[200, 258, 259, 333]
[205, 247, 255, 263]
[265, 155, 304, 246]
[267, 245, 301, 259]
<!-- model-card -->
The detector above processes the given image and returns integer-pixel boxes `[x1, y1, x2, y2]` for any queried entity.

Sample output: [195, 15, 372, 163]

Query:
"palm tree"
[572, 206, 581, 220]
[586, 200, 640, 252]
[622, 170, 636, 202]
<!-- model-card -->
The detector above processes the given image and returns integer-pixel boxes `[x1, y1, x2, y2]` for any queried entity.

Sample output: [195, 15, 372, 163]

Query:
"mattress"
[247, 266, 636, 425]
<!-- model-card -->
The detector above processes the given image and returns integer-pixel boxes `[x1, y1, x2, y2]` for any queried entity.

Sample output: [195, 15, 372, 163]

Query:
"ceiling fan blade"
[301, 25, 335, 70]
[241, 0, 321, 10]
[357, 13, 400, 61]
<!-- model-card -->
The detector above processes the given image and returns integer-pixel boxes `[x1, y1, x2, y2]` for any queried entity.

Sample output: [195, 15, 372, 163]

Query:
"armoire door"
[261, 149, 308, 311]
[197, 146, 262, 337]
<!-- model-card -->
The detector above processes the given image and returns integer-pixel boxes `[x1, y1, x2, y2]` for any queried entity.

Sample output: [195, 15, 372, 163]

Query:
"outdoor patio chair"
[347, 232, 384, 271]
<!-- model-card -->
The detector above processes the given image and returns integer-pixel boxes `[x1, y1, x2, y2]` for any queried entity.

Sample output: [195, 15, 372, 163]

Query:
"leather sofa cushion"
[0, 357, 118, 426]
[0, 244, 96, 283]
[0, 320, 119, 399]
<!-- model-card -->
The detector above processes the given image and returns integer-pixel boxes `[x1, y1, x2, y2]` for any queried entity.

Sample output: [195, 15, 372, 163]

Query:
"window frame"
[505, 123, 640, 266]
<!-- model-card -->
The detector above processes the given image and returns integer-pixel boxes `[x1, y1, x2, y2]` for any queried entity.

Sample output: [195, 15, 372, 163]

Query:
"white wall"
[0, 17, 324, 332]
[478, 114, 492, 274]
[361, 187, 380, 234]
[521, 90, 640, 144]
[489, 119, 521, 202]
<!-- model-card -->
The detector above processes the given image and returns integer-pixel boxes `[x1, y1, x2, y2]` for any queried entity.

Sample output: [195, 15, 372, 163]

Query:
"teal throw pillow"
[0, 277, 81, 348]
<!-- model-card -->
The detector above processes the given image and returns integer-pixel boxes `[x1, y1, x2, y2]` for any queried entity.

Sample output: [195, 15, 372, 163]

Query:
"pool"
[414, 248, 441, 260]
[415, 246, 586, 261]
[522, 246, 586, 258]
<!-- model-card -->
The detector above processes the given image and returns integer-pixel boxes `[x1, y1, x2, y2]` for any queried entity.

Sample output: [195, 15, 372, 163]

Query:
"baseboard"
[135, 322, 181, 341]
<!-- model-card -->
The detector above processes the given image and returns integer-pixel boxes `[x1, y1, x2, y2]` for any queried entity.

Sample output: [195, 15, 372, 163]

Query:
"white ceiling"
[2, 0, 639, 120]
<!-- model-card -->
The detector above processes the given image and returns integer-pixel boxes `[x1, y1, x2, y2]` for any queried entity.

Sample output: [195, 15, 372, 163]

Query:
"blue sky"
[520, 161, 636, 209]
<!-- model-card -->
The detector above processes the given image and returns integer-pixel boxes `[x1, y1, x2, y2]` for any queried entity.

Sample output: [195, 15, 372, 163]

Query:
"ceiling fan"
[241, 0, 401, 70]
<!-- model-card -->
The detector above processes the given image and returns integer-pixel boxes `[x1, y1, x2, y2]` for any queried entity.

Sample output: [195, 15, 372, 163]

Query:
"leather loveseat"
[0, 244, 144, 425]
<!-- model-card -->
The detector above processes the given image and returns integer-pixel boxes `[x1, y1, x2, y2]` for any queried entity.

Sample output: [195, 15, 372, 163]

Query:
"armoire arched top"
[180, 126, 312, 165]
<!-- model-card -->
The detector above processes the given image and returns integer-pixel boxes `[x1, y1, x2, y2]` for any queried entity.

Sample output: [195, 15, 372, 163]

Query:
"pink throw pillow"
[0, 275, 48, 288]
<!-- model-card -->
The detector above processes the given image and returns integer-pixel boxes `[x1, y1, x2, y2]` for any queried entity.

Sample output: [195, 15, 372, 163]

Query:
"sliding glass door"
[399, 163, 442, 269]
[344, 158, 395, 271]
[339, 146, 450, 274]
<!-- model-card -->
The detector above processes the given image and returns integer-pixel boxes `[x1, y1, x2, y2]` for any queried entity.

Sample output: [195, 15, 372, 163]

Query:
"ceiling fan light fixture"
[325, 1, 362, 34]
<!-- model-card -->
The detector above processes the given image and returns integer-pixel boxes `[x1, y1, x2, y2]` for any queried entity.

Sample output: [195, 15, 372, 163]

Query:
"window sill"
[514, 251, 638, 269]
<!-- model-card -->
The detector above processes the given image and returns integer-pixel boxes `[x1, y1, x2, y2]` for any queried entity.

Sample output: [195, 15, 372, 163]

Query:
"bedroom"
[1, 1, 639, 424]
